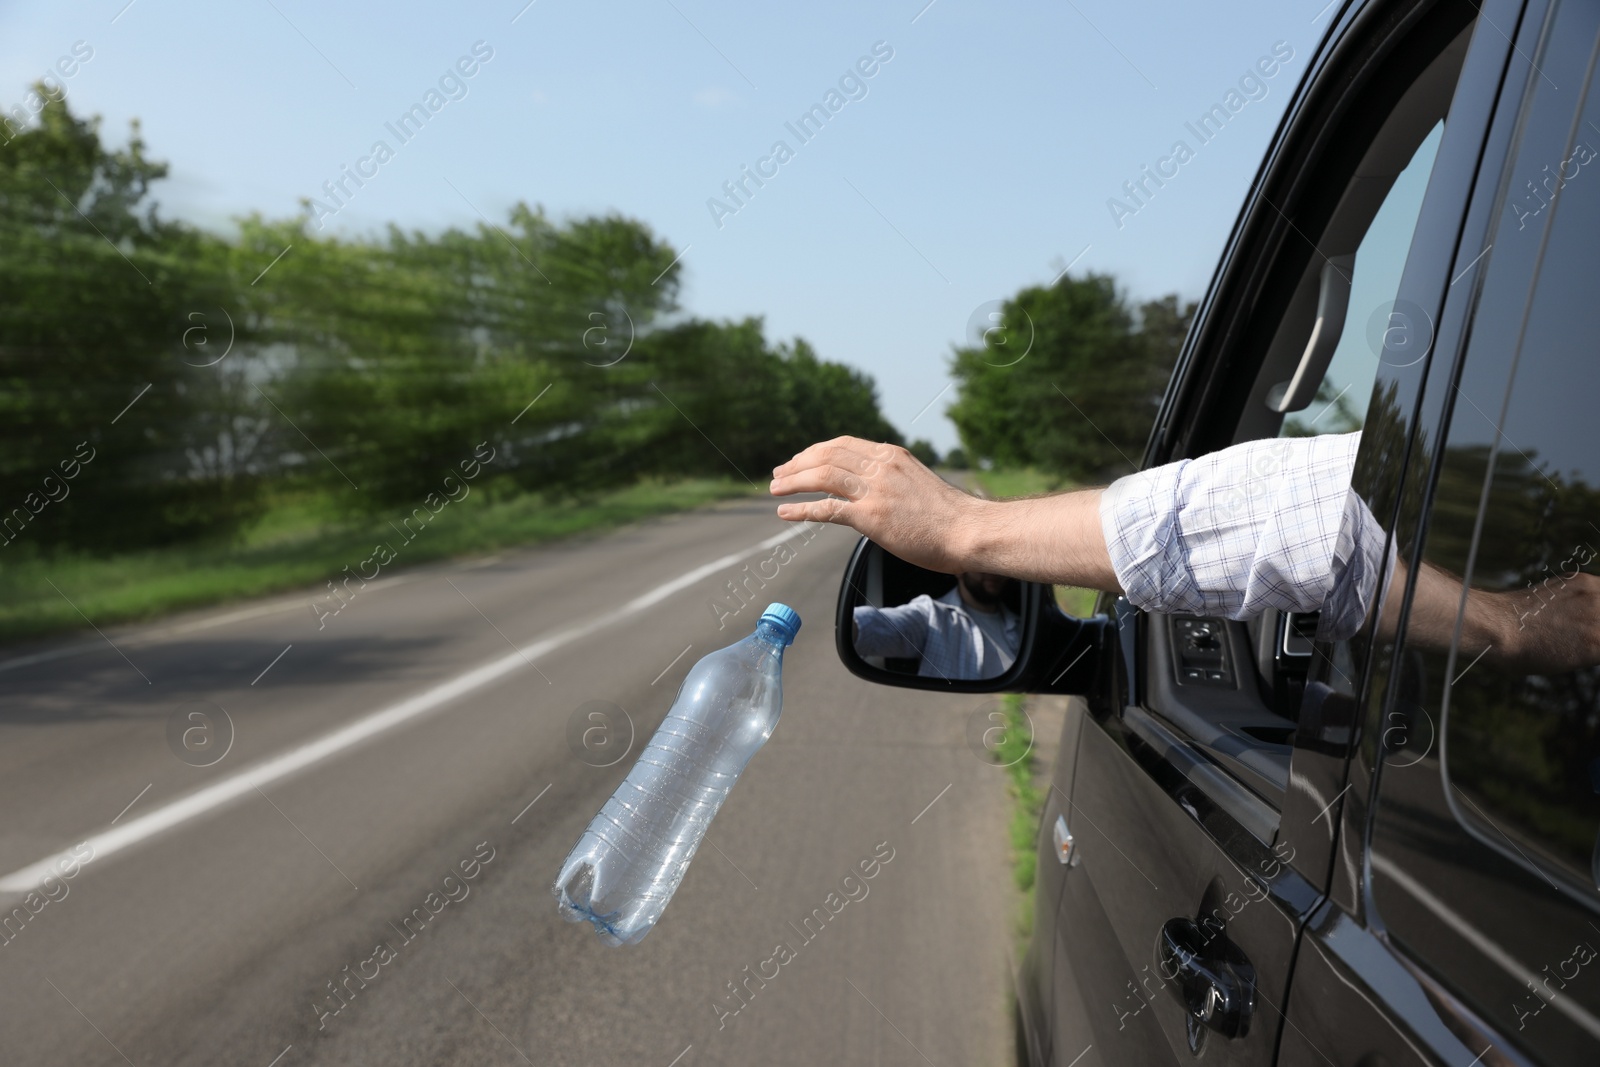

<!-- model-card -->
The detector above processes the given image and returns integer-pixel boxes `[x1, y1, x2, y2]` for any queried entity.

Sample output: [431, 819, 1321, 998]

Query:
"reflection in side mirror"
[852, 554, 1022, 681]
[833, 536, 1108, 695]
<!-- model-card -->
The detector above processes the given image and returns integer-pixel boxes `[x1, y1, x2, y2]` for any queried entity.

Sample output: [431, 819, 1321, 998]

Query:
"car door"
[1044, 1, 1502, 1063]
[1277, 0, 1600, 1063]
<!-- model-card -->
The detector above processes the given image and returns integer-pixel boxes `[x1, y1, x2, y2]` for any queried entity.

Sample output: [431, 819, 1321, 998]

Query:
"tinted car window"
[1368, 3, 1600, 1059]
[1428, 17, 1600, 904]
[1433, 344, 1600, 895]
[1433, 209, 1600, 890]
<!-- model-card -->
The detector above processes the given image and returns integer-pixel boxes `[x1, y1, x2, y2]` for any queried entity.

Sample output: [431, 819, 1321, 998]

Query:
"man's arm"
[852, 601, 932, 659]
[1379, 555, 1600, 676]
[769, 437, 1121, 590]
[771, 434, 1367, 623]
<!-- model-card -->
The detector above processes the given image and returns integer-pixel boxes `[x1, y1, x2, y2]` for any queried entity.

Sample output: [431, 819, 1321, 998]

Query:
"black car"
[832, 0, 1600, 1063]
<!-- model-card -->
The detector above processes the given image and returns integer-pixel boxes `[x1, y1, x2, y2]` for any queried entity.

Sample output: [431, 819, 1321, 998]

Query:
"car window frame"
[1086, 0, 1487, 897]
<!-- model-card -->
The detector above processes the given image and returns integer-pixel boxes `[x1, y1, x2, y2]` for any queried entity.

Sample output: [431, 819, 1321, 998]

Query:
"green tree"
[251, 203, 685, 507]
[0, 90, 258, 550]
[906, 439, 940, 467]
[946, 273, 1192, 483]
[622, 319, 901, 485]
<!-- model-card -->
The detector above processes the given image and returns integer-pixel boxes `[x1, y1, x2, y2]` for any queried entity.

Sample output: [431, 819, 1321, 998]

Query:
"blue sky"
[0, 0, 1337, 451]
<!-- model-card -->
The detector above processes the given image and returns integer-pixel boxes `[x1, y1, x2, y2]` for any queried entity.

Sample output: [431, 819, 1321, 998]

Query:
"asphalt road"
[0, 495, 1016, 1067]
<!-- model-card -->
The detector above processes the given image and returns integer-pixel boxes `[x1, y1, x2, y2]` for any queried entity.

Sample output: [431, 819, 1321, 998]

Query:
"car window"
[1144, 25, 1473, 815]
[1438, 357, 1600, 894]
[1214, 20, 1472, 451]
[1430, 126, 1600, 897]
[1280, 121, 1444, 437]
[1368, 3, 1600, 1057]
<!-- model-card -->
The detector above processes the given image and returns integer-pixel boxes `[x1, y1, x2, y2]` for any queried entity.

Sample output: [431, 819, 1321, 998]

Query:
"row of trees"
[4, 91, 1199, 558]
[0, 95, 900, 552]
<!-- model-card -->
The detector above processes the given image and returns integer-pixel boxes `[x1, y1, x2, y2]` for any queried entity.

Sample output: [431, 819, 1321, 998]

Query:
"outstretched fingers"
[770, 436, 919, 535]
[774, 497, 852, 525]
[768, 463, 868, 499]
[772, 436, 886, 480]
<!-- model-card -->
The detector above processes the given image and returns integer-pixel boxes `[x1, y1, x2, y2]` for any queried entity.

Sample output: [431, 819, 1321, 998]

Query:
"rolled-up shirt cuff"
[1099, 457, 1201, 612]
[1314, 490, 1395, 641]
[1098, 433, 1369, 627]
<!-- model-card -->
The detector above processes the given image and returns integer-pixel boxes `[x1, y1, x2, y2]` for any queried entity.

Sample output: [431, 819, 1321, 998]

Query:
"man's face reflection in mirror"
[955, 571, 1010, 613]
[852, 565, 1021, 680]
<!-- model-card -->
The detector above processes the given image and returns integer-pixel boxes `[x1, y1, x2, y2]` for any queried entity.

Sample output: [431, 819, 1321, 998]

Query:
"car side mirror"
[833, 536, 1109, 694]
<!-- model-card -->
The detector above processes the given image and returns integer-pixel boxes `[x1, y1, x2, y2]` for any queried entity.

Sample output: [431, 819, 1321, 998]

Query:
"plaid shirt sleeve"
[853, 598, 934, 660]
[1098, 432, 1388, 639]
[852, 595, 1019, 680]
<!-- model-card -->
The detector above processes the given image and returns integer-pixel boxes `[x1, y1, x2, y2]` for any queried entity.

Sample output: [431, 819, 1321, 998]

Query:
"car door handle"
[1157, 918, 1256, 1042]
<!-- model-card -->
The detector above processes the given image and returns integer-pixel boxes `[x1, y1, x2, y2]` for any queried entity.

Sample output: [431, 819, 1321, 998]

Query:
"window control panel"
[1171, 616, 1235, 687]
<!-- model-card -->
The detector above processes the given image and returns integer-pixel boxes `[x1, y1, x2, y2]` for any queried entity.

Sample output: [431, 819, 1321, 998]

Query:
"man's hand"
[769, 437, 981, 574]
[769, 436, 1122, 589]
[1487, 571, 1600, 676]
[1387, 560, 1600, 677]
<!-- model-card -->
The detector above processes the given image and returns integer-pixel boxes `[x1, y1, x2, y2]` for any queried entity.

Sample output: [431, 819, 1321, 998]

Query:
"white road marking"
[0, 527, 811, 895]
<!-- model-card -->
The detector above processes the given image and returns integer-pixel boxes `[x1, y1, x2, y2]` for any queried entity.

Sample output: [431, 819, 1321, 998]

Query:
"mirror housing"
[832, 536, 1109, 694]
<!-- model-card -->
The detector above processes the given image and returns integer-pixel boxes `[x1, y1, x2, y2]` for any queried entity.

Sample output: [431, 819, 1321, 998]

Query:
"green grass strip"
[989, 691, 1048, 948]
[0, 477, 759, 644]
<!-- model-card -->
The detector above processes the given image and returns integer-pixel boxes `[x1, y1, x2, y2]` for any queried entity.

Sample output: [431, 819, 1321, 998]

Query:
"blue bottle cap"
[759, 603, 802, 646]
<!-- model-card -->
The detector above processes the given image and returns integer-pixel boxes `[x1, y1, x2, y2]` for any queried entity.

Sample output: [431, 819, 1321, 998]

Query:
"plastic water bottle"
[552, 602, 801, 945]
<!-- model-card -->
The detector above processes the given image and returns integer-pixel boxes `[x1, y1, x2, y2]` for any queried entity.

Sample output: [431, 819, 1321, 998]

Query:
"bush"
[907, 438, 941, 467]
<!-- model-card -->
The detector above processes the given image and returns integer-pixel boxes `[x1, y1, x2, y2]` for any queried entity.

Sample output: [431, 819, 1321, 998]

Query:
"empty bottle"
[552, 603, 801, 945]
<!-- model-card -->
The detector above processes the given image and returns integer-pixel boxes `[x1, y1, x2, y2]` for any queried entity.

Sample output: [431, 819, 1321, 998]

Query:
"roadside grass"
[968, 467, 1064, 501]
[1054, 585, 1101, 617]
[992, 692, 1047, 944]
[0, 477, 760, 645]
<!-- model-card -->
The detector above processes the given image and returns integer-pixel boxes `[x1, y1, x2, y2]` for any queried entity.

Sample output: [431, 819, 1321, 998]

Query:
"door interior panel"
[1145, 614, 1299, 813]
